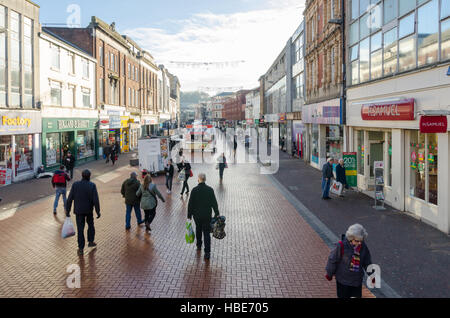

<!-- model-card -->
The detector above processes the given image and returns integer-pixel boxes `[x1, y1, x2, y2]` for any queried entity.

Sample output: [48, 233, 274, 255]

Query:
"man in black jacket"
[164, 159, 175, 194]
[121, 172, 144, 230]
[322, 158, 335, 200]
[66, 170, 101, 256]
[188, 173, 220, 260]
[64, 151, 76, 179]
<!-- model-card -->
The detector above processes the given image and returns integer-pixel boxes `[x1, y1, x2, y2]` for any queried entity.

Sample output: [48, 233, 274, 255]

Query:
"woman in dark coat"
[336, 159, 348, 190]
[181, 160, 192, 197]
[217, 153, 227, 182]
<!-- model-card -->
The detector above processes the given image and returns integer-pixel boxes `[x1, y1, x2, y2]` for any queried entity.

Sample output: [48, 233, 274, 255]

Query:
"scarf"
[349, 244, 362, 272]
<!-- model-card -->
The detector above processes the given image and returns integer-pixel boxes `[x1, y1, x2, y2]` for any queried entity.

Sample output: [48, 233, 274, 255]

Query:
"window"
[128, 87, 132, 105]
[369, 3, 382, 32]
[383, 27, 398, 75]
[46, 133, 60, 167]
[110, 81, 117, 104]
[442, 0, 450, 19]
[331, 47, 335, 83]
[82, 88, 91, 107]
[76, 130, 95, 159]
[69, 53, 75, 74]
[128, 63, 131, 79]
[351, 0, 359, 20]
[399, 35, 416, 72]
[399, 12, 415, 39]
[82, 59, 89, 78]
[442, 18, 450, 60]
[68, 85, 75, 107]
[399, 0, 415, 17]
[330, 0, 335, 19]
[370, 32, 382, 79]
[384, 0, 398, 24]
[360, 38, 370, 82]
[360, 13, 370, 39]
[350, 22, 359, 45]
[24, 17, 33, 108]
[99, 46, 104, 67]
[417, 0, 438, 67]
[14, 134, 34, 176]
[410, 132, 438, 205]
[99, 79, 104, 103]
[50, 81, 62, 106]
[51, 45, 60, 70]
[0, 32, 5, 106]
[11, 11, 21, 106]
[0, 5, 5, 28]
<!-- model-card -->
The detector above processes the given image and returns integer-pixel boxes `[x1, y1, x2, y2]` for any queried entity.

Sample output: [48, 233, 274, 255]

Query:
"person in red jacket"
[52, 165, 71, 215]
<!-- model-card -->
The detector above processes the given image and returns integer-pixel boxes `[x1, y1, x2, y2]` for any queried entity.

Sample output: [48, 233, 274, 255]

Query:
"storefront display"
[14, 135, 34, 177]
[326, 125, 343, 160]
[77, 131, 95, 160]
[45, 133, 60, 166]
[311, 124, 319, 164]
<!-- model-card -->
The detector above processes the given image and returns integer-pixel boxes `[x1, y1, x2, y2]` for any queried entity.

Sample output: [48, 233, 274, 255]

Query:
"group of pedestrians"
[104, 143, 119, 166]
[321, 158, 349, 200]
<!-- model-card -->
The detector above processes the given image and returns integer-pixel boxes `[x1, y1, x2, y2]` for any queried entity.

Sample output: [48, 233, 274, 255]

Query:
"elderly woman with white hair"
[325, 224, 373, 298]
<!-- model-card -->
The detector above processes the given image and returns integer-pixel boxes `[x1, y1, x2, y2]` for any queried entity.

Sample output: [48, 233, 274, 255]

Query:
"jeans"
[76, 214, 95, 250]
[125, 203, 143, 228]
[144, 208, 157, 225]
[322, 178, 331, 198]
[195, 221, 212, 255]
[181, 175, 190, 194]
[219, 168, 225, 180]
[336, 281, 362, 298]
[166, 175, 173, 191]
[67, 168, 74, 180]
[53, 187, 67, 212]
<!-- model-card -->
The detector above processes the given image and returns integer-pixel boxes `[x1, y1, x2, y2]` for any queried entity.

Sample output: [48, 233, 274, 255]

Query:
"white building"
[39, 28, 97, 170]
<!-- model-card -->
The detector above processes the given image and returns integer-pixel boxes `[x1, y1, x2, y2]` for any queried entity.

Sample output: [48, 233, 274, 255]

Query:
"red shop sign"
[361, 99, 415, 120]
[420, 116, 448, 133]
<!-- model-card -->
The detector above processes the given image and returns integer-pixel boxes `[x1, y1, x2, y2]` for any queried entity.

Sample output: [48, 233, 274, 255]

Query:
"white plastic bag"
[178, 170, 186, 182]
[62, 217, 76, 239]
[330, 180, 343, 196]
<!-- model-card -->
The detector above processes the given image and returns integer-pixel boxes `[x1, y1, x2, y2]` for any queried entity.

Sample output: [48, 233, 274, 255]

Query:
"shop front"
[347, 66, 450, 234]
[141, 115, 159, 138]
[98, 110, 122, 156]
[129, 116, 141, 151]
[42, 118, 98, 171]
[289, 112, 306, 160]
[120, 116, 130, 153]
[303, 98, 343, 170]
[0, 111, 42, 184]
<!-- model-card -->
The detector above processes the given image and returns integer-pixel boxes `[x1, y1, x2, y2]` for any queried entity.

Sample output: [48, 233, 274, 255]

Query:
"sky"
[36, 0, 305, 94]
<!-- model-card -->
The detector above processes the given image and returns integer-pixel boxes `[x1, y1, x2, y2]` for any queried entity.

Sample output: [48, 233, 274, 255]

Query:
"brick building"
[304, 0, 345, 170]
[222, 90, 250, 125]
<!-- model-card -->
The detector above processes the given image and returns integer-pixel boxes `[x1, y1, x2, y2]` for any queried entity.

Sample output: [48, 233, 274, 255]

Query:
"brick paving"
[0, 144, 374, 298]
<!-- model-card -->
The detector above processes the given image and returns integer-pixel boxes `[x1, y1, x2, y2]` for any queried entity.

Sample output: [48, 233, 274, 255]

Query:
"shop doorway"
[369, 141, 384, 180]
[61, 132, 75, 158]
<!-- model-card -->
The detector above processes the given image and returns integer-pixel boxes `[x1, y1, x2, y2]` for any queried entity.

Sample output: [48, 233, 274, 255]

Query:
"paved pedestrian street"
[0, 150, 374, 298]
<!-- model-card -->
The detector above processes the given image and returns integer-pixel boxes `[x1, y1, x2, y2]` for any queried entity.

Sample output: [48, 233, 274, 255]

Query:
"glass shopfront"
[311, 124, 319, 164]
[14, 134, 34, 177]
[0, 135, 12, 170]
[326, 125, 343, 160]
[45, 133, 60, 167]
[76, 130, 96, 160]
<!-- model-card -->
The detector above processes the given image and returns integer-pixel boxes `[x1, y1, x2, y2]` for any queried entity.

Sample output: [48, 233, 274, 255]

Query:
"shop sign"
[99, 117, 110, 129]
[58, 119, 91, 130]
[0, 111, 41, 135]
[343, 152, 357, 188]
[303, 99, 341, 124]
[419, 116, 448, 133]
[361, 99, 415, 121]
[264, 114, 279, 123]
[121, 117, 130, 129]
[278, 113, 286, 123]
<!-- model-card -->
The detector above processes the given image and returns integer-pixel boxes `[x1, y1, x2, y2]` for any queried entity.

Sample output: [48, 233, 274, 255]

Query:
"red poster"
[361, 99, 415, 121]
[420, 116, 448, 133]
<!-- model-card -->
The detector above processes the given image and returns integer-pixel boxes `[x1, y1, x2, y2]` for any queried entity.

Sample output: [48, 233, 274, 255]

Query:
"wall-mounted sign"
[0, 111, 41, 135]
[361, 99, 415, 121]
[303, 98, 341, 124]
[58, 119, 90, 130]
[420, 116, 448, 133]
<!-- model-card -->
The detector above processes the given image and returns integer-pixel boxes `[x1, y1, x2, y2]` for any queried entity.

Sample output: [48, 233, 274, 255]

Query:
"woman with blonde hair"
[136, 175, 165, 233]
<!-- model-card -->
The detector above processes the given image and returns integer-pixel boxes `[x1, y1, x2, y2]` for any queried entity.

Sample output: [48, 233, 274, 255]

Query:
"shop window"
[410, 132, 426, 201]
[46, 133, 60, 167]
[399, 35, 416, 72]
[417, 0, 439, 67]
[311, 125, 319, 164]
[384, 0, 398, 24]
[77, 130, 95, 159]
[14, 135, 34, 177]
[357, 130, 364, 175]
[326, 126, 343, 161]
[428, 134, 438, 205]
[0, 135, 12, 170]
[383, 27, 398, 76]
[387, 132, 392, 187]
[441, 18, 450, 61]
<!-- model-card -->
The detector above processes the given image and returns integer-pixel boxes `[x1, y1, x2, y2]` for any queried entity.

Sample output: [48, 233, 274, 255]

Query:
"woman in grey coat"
[136, 175, 165, 233]
[325, 224, 373, 298]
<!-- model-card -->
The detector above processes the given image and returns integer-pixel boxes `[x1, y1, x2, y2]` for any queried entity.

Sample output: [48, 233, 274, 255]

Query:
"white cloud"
[123, 1, 305, 94]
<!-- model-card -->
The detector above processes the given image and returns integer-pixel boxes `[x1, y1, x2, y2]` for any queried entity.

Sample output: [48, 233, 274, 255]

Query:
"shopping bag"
[62, 217, 76, 239]
[178, 170, 186, 182]
[330, 180, 343, 196]
[189, 170, 194, 178]
[185, 221, 195, 244]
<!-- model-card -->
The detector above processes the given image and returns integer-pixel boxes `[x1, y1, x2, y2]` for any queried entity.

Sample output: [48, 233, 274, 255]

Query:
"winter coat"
[322, 163, 334, 180]
[326, 239, 372, 287]
[164, 164, 174, 178]
[136, 183, 165, 210]
[183, 162, 192, 177]
[67, 180, 100, 216]
[188, 183, 220, 224]
[121, 178, 141, 205]
[64, 155, 76, 170]
[336, 164, 347, 186]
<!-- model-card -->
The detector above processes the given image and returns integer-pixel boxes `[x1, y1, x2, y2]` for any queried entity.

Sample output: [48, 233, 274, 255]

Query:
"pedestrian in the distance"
[233, 136, 238, 158]
[325, 224, 373, 299]
[66, 170, 101, 256]
[181, 160, 192, 197]
[52, 165, 71, 215]
[64, 151, 76, 179]
[336, 159, 348, 196]
[121, 172, 144, 231]
[322, 158, 335, 200]
[104, 144, 111, 164]
[164, 159, 175, 194]
[177, 149, 184, 172]
[110, 144, 117, 166]
[188, 173, 220, 261]
[217, 153, 227, 182]
[136, 175, 165, 233]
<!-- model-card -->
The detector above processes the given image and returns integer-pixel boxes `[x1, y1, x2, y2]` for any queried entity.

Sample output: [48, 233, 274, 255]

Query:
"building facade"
[304, 0, 345, 170]
[345, 0, 450, 233]
[139, 51, 159, 137]
[40, 29, 98, 171]
[0, 0, 41, 184]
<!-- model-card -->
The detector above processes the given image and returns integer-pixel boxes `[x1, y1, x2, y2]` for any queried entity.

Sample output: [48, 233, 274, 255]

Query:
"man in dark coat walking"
[64, 151, 76, 179]
[66, 170, 101, 256]
[121, 172, 144, 230]
[322, 158, 335, 200]
[188, 173, 220, 261]
[336, 159, 349, 196]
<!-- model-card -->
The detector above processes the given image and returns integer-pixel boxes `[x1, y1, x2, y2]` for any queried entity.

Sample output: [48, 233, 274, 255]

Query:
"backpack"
[53, 172, 66, 185]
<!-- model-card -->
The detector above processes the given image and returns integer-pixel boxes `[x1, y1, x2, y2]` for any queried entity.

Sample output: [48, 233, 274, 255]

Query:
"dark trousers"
[144, 208, 157, 225]
[166, 175, 173, 191]
[336, 281, 362, 298]
[177, 163, 183, 172]
[75, 214, 95, 250]
[219, 168, 225, 180]
[67, 168, 74, 179]
[195, 221, 211, 255]
[181, 175, 190, 194]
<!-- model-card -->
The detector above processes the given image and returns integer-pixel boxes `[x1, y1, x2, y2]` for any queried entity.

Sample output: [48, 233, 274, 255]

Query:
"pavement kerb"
[266, 173, 402, 299]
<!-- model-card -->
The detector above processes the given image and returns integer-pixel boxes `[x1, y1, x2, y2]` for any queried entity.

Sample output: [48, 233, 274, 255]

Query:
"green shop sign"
[343, 152, 357, 188]
[44, 118, 98, 132]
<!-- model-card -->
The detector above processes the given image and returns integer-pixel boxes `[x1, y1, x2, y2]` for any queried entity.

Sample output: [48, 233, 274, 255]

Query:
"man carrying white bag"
[62, 217, 76, 239]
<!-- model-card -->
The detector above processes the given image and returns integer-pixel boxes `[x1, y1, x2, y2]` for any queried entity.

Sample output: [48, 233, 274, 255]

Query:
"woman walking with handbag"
[136, 175, 165, 233]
